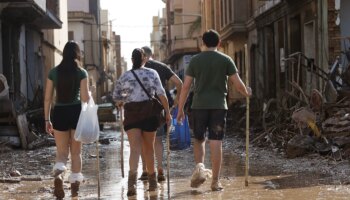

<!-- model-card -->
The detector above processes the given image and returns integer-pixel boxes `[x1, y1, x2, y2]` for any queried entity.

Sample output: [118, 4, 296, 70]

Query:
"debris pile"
[322, 100, 350, 137]
[228, 51, 350, 160]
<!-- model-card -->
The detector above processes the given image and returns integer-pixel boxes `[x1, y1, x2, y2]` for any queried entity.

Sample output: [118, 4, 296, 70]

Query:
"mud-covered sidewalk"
[1, 126, 350, 200]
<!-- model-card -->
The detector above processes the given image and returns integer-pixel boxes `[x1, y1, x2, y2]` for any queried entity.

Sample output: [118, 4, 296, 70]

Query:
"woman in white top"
[113, 48, 171, 196]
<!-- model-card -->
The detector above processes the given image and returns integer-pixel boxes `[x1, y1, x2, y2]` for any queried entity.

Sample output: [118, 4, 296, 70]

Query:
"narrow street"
[1, 0, 350, 199]
[1, 124, 350, 200]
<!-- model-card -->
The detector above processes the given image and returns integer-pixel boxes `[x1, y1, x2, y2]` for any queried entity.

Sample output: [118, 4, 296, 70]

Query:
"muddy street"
[1, 126, 350, 200]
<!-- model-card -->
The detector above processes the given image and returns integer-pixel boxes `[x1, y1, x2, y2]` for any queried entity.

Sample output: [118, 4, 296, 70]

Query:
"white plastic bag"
[75, 97, 100, 143]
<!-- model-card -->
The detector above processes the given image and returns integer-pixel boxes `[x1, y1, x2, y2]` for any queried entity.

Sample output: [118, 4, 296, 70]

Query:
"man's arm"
[176, 75, 193, 122]
[229, 73, 252, 97]
[169, 74, 183, 106]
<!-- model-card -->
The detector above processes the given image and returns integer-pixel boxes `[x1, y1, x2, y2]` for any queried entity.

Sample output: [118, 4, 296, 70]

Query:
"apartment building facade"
[161, 0, 346, 106]
[164, 0, 202, 80]
[67, 0, 120, 102]
[0, 0, 64, 108]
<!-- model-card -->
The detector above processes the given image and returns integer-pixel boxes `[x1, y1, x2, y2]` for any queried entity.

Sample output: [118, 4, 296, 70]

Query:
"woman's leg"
[69, 130, 82, 173]
[142, 131, 158, 191]
[53, 130, 70, 199]
[68, 130, 84, 197]
[54, 130, 70, 167]
[126, 128, 142, 196]
[139, 146, 149, 180]
[127, 128, 143, 172]
[142, 131, 156, 175]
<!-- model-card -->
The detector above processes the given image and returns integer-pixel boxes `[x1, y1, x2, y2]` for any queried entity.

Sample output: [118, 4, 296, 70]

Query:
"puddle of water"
[2, 129, 350, 199]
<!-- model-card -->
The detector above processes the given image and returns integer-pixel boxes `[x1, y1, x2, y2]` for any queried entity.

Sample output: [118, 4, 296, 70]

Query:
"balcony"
[220, 0, 249, 40]
[167, 25, 201, 63]
[254, 0, 282, 17]
[167, 0, 202, 64]
[0, 0, 62, 29]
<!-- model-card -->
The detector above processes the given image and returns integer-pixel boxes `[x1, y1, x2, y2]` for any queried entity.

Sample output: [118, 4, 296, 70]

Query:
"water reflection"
[2, 129, 350, 199]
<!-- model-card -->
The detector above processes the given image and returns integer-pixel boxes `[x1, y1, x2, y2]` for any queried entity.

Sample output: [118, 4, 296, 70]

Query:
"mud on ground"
[1, 129, 350, 198]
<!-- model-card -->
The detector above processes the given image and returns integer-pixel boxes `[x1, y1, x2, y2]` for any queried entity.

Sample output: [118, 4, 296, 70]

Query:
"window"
[220, 0, 224, 27]
[229, 0, 233, 22]
[102, 31, 107, 37]
[68, 31, 74, 41]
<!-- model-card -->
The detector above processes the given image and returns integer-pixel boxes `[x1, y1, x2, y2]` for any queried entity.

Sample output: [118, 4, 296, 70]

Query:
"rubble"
[227, 54, 350, 161]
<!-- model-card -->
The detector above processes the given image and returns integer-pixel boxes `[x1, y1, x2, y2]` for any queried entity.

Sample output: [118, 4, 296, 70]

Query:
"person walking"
[113, 48, 171, 196]
[44, 41, 90, 199]
[176, 29, 252, 191]
[138, 46, 183, 182]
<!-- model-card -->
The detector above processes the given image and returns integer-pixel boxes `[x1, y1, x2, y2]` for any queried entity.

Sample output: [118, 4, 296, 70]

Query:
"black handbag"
[123, 70, 164, 126]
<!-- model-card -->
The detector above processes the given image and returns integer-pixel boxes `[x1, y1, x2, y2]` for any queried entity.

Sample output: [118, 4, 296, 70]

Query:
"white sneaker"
[190, 163, 212, 188]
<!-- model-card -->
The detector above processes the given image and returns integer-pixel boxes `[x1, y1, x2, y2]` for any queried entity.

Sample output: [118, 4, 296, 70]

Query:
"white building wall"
[101, 9, 110, 39]
[68, 0, 89, 12]
[68, 22, 86, 52]
[54, 0, 68, 66]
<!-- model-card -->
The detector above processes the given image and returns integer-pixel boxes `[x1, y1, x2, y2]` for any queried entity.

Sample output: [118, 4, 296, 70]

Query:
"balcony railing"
[254, 0, 282, 17]
[0, 0, 62, 29]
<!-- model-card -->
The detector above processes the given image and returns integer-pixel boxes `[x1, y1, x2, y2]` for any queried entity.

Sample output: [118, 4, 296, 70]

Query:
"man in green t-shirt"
[176, 29, 252, 191]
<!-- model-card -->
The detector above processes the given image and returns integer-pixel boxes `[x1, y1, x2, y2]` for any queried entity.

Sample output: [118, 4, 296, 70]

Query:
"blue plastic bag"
[169, 107, 191, 150]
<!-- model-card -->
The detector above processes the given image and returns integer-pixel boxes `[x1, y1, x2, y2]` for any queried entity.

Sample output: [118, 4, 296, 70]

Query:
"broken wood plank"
[16, 114, 29, 149]
[0, 178, 21, 183]
[21, 176, 42, 181]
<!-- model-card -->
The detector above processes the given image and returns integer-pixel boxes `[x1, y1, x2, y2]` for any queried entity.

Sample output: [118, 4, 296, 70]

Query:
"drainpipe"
[97, 0, 102, 103]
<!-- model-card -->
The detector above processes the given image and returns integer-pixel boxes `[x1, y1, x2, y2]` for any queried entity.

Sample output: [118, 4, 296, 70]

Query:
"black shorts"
[124, 116, 159, 132]
[52, 104, 81, 131]
[192, 109, 227, 141]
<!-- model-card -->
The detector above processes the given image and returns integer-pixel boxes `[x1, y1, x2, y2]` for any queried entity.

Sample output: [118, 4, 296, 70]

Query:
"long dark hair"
[132, 48, 144, 70]
[56, 41, 82, 103]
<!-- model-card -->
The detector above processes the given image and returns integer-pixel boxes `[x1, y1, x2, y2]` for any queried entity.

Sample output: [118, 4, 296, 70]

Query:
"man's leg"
[192, 109, 207, 164]
[154, 136, 165, 181]
[193, 138, 205, 164]
[208, 109, 226, 191]
[190, 109, 210, 188]
[209, 140, 223, 190]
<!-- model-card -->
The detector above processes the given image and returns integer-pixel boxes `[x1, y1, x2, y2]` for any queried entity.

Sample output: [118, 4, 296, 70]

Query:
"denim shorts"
[52, 104, 81, 131]
[191, 109, 227, 141]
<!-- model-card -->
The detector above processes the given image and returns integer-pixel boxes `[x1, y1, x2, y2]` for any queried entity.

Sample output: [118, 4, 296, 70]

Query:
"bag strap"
[131, 70, 152, 99]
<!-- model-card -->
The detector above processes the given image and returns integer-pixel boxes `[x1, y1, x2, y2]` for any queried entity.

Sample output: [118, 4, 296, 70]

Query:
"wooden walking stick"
[96, 140, 101, 198]
[166, 121, 172, 198]
[244, 44, 250, 187]
[119, 107, 125, 178]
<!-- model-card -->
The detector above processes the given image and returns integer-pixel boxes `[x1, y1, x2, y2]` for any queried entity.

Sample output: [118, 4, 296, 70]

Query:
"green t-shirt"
[186, 50, 237, 110]
[48, 67, 88, 106]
